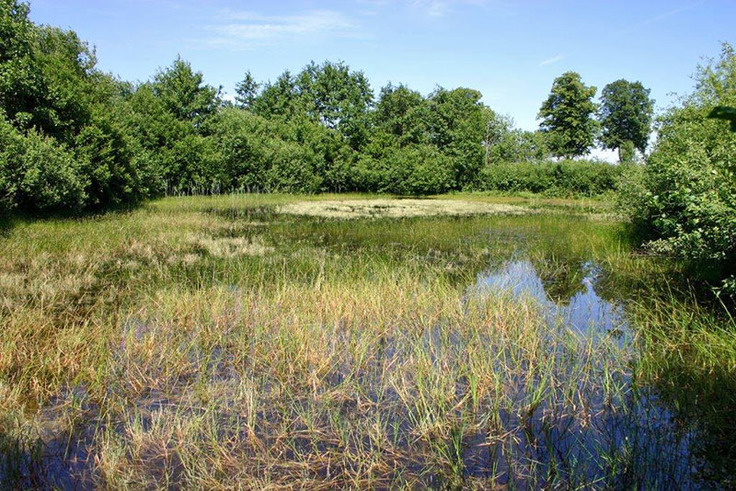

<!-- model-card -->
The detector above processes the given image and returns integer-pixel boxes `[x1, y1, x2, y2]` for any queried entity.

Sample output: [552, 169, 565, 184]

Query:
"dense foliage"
[538, 71, 598, 158]
[474, 159, 622, 197]
[0, 1, 639, 214]
[599, 79, 655, 162]
[621, 43, 736, 296]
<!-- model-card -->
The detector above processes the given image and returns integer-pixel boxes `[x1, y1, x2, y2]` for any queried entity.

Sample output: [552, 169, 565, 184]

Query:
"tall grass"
[0, 193, 731, 487]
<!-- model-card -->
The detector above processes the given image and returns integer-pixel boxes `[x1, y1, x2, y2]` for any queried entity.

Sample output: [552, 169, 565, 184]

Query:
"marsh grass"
[0, 193, 732, 488]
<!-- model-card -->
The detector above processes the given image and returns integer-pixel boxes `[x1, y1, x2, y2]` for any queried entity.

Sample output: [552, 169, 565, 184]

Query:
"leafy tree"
[620, 42, 736, 297]
[253, 62, 373, 151]
[234, 70, 259, 110]
[487, 128, 550, 164]
[538, 71, 598, 158]
[599, 79, 654, 162]
[122, 57, 223, 193]
[0, 114, 86, 211]
[0, 0, 38, 124]
[426, 87, 492, 187]
[296, 61, 373, 130]
[32, 26, 99, 141]
[373, 83, 428, 146]
[252, 70, 301, 119]
[152, 56, 220, 126]
[1, 3, 101, 142]
[0, 2, 155, 211]
[353, 144, 453, 195]
[484, 113, 550, 164]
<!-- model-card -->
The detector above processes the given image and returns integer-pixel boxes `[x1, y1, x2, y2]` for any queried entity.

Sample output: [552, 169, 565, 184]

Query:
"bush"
[353, 145, 454, 195]
[265, 141, 323, 193]
[619, 43, 736, 296]
[474, 160, 622, 197]
[0, 116, 86, 212]
[75, 110, 149, 207]
[209, 108, 327, 193]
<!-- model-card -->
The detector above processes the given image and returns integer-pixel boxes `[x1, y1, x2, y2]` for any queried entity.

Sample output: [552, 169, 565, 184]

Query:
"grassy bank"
[0, 194, 733, 488]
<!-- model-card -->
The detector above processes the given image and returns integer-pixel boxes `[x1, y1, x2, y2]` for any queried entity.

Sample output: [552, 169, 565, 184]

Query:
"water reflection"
[463, 259, 716, 488]
[473, 260, 630, 347]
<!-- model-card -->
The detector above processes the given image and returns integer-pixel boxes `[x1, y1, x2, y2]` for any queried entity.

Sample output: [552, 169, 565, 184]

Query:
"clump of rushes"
[0, 193, 730, 487]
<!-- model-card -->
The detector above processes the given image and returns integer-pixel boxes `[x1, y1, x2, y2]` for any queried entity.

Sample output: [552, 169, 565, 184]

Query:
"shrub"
[0, 116, 86, 212]
[474, 160, 622, 197]
[619, 43, 736, 296]
[353, 144, 454, 195]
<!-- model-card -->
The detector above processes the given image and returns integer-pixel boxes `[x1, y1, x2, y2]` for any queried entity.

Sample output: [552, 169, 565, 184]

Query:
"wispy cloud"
[640, 0, 706, 26]
[540, 54, 565, 66]
[620, 0, 706, 33]
[205, 10, 359, 49]
[409, 0, 489, 18]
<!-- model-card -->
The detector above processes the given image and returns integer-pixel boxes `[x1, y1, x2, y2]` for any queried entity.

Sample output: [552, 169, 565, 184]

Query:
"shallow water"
[473, 260, 631, 347]
[3, 210, 733, 488]
[459, 259, 707, 488]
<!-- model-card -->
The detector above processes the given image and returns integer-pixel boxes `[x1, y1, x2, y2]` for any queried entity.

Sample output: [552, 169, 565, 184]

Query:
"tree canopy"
[0, 0, 644, 213]
[599, 79, 654, 161]
[538, 71, 598, 158]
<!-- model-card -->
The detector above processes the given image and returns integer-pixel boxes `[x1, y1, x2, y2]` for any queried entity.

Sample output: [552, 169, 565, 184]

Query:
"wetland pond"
[3, 202, 734, 489]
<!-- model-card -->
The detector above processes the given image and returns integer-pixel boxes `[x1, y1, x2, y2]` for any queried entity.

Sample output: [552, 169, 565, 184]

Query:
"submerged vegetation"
[0, 194, 734, 487]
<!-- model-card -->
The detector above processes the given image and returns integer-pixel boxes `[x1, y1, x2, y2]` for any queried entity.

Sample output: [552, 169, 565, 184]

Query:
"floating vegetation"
[277, 198, 530, 219]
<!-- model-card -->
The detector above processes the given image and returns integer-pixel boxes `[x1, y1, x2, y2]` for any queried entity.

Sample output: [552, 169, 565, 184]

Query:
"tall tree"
[426, 87, 493, 187]
[538, 71, 598, 158]
[152, 56, 220, 126]
[252, 70, 301, 119]
[296, 60, 373, 131]
[234, 70, 259, 110]
[373, 83, 427, 146]
[598, 79, 654, 162]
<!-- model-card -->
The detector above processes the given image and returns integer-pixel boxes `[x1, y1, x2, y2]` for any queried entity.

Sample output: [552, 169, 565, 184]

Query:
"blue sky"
[28, 0, 735, 133]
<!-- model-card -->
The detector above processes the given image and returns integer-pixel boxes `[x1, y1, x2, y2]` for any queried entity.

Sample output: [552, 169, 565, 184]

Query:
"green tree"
[538, 71, 598, 158]
[599, 79, 654, 162]
[122, 57, 222, 193]
[234, 70, 259, 110]
[296, 61, 373, 130]
[426, 87, 492, 187]
[1, 2, 101, 143]
[620, 43, 736, 296]
[373, 83, 428, 146]
[252, 70, 301, 119]
[152, 56, 220, 127]
[483, 113, 550, 164]
[0, 0, 38, 123]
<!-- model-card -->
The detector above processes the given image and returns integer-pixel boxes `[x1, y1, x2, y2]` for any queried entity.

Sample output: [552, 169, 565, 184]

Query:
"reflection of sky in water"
[474, 260, 630, 346]
[467, 261, 701, 486]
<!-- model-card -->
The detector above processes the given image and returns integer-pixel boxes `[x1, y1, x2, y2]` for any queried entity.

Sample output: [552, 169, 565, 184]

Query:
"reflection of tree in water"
[534, 259, 587, 303]
[648, 347, 736, 486]
[474, 259, 736, 486]
[473, 259, 629, 340]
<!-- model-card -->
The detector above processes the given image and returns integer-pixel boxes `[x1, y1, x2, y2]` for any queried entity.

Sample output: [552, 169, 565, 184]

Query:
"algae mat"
[277, 198, 531, 219]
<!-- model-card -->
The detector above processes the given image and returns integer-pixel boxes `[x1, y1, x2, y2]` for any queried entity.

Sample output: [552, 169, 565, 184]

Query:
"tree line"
[1, 0, 658, 214]
[2, 1, 735, 296]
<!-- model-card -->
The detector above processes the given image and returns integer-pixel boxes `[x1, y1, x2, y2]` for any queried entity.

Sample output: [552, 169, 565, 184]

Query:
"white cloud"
[205, 10, 359, 48]
[540, 54, 565, 66]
